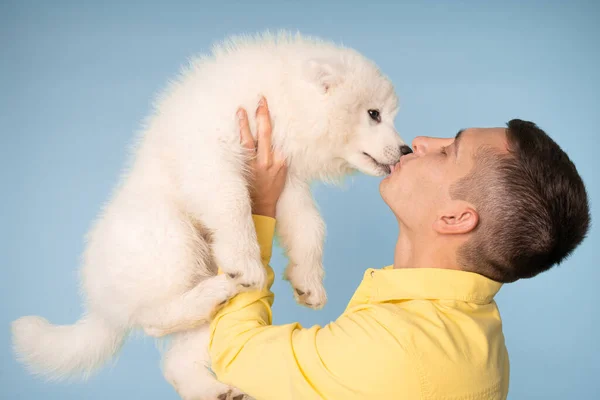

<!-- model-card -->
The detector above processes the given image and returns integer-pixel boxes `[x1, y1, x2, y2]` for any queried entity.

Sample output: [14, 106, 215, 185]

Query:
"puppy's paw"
[215, 388, 249, 400]
[179, 386, 247, 400]
[206, 274, 240, 306]
[223, 388, 251, 400]
[225, 258, 267, 291]
[293, 282, 327, 310]
[285, 263, 327, 309]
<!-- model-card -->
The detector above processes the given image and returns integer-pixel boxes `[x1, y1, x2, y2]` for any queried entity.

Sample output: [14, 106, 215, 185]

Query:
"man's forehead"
[457, 127, 509, 153]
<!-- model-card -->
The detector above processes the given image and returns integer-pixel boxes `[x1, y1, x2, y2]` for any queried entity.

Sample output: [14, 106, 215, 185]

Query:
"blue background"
[1, 0, 598, 399]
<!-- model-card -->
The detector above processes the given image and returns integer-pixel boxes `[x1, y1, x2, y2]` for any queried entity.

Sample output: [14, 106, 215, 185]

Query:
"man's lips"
[389, 154, 414, 174]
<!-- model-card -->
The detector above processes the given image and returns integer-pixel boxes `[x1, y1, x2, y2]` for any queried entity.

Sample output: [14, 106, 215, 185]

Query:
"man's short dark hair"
[452, 119, 590, 283]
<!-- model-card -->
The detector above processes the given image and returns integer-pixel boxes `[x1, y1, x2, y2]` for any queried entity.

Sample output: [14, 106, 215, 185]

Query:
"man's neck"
[393, 228, 461, 271]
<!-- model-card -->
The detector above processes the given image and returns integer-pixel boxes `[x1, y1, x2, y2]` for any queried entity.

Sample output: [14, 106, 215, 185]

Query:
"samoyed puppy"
[11, 31, 409, 399]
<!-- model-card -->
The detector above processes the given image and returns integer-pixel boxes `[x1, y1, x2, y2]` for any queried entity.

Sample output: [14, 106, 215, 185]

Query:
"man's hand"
[237, 97, 288, 218]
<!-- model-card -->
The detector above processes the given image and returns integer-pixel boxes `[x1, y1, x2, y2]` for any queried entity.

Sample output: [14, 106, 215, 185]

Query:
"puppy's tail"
[11, 313, 125, 381]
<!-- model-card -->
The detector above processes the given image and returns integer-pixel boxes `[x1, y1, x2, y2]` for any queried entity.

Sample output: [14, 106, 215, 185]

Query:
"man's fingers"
[237, 108, 255, 151]
[256, 97, 273, 165]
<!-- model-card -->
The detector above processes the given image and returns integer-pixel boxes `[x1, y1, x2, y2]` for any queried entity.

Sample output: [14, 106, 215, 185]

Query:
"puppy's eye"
[368, 109, 381, 123]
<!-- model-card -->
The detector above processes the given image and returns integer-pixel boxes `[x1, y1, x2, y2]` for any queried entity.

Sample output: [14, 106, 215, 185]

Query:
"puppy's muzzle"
[400, 145, 413, 156]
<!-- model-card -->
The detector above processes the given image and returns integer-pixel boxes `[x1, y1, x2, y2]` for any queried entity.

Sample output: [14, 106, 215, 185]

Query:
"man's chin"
[379, 177, 390, 199]
[379, 181, 404, 222]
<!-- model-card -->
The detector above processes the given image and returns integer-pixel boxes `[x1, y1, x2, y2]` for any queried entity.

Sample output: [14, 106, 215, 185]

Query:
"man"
[208, 99, 590, 399]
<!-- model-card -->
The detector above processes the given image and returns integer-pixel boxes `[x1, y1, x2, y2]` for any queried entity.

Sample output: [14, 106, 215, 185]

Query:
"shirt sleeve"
[208, 216, 420, 400]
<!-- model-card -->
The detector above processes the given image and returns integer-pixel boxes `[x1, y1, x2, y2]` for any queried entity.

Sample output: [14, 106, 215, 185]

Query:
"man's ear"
[433, 202, 479, 235]
[303, 58, 345, 93]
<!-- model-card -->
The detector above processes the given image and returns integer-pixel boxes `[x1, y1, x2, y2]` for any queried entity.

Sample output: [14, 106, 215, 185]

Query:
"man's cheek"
[393, 178, 417, 202]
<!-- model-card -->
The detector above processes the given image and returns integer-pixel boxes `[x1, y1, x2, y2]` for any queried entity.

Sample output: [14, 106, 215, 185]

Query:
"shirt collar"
[362, 266, 503, 305]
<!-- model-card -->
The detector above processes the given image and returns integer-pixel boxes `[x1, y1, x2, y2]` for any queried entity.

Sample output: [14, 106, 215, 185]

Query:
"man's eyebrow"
[454, 129, 464, 156]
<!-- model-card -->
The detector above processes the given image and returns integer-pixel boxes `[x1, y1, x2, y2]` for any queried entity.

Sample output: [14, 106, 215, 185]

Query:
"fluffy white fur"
[11, 31, 405, 399]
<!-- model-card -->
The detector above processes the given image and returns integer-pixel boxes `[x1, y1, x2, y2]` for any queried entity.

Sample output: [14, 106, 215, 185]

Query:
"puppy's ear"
[304, 58, 345, 93]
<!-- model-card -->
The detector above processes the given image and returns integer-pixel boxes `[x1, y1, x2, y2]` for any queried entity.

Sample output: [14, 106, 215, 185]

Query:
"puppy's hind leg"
[135, 275, 237, 338]
[162, 324, 248, 400]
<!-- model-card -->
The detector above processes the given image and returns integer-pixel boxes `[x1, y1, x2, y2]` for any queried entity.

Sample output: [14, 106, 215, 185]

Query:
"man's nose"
[412, 136, 428, 155]
[411, 136, 450, 155]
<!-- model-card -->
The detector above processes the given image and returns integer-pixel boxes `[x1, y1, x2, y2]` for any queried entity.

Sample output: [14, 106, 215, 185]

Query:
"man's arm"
[209, 215, 419, 400]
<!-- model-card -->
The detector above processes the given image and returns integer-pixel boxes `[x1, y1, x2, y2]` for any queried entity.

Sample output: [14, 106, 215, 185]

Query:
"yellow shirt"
[209, 216, 510, 399]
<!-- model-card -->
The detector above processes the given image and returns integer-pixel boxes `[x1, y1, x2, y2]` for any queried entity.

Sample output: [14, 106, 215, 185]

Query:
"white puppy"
[12, 31, 407, 399]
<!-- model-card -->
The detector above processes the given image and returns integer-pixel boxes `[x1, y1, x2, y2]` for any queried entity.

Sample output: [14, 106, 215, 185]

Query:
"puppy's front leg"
[178, 153, 267, 290]
[276, 177, 327, 309]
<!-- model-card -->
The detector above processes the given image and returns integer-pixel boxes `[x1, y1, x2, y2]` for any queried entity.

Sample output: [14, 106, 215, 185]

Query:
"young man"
[208, 99, 590, 399]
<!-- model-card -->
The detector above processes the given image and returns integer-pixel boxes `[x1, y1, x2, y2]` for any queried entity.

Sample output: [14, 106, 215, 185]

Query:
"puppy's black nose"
[400, 145, 413, 156]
